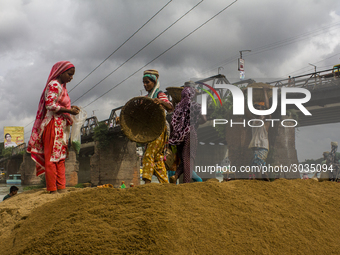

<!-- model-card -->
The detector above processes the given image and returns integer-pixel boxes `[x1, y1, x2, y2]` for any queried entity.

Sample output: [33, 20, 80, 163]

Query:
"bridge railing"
[266, 68, 340, 89]
[108, 106, 123, 129]
[79, 106, 124, 143]
[78, 69, 340, 142]
[81, 116, 99, 137]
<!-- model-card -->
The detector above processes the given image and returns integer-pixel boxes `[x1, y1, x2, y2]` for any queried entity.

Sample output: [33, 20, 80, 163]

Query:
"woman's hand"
[153, 98, 163, 105]
[57, 106, 79, 115]
[153, 98, 173, 112]
[69, 105, 80, 115]
[71, 105, 80, 111]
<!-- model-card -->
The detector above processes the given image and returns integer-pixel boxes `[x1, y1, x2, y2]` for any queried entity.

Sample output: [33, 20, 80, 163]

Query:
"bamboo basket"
[120, 96, 165, 143]
[166, 87, 183, 105]
[244, 82, 273, 102]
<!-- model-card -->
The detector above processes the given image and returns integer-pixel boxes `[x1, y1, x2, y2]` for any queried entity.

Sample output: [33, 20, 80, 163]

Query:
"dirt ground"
[1, 179, 340, 255]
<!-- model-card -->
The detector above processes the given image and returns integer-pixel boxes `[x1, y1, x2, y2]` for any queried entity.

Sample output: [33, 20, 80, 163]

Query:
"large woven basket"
[244, 82, 273, 102]
[120, 96, 165, 143]
[166, 87, 183, 105]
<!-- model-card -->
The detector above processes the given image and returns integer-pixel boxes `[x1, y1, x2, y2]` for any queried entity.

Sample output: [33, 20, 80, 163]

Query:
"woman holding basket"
[27, 61, 80, 194]
[142, 69, 173, 184]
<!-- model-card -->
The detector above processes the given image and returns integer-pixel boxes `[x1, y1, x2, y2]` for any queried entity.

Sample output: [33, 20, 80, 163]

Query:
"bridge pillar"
[6, 156, 23, 177]
[20, 153, 40, 185]
[268, 117, 300, 179]
[90, 136, 140, 187]
[225, 116, 253, 179]
[65, 150, 79, 186]
[78, 155, 91, 183]
[20, 151, 79, 186]
[225, 116, 300, 179]
[77, 141, 95, 183]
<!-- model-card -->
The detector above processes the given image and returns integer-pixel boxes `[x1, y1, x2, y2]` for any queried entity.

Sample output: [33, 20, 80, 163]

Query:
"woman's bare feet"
[170, 175, 177, 184]
[143, 179, 151, 184]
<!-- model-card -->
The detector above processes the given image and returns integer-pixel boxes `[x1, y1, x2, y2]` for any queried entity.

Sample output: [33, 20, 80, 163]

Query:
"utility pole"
[92, 110, 99, 116]
[239, 50, 251, 59]
[238, 50, 251, 80]
[309, 63, 316, 73]
[309, 63, 317, 87]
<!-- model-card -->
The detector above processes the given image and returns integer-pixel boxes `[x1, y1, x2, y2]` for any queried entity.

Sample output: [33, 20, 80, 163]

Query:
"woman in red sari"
[27, 61, 80, 194]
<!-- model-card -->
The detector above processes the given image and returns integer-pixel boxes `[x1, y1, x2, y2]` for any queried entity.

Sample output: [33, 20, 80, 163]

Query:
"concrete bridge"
[3, 67, 340, 185]
[266, 68, 340, 127]
[193, 68, 340, 179]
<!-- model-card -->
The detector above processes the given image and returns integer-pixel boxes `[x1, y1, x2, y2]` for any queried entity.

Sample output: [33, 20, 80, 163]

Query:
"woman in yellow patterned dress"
[142, 69, 173, 184]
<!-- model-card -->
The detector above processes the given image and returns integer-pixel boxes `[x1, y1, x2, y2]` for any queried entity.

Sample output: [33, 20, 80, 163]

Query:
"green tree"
[210, 94, 233, 139]
[2, 147, 13, 158]
[93, 122, 115, 149]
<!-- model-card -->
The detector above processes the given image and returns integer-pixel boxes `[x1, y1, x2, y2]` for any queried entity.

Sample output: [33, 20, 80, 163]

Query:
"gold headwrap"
[331, 141, 338, 147]
[143, 69, 160, 99]
[143, 69, 159, 78]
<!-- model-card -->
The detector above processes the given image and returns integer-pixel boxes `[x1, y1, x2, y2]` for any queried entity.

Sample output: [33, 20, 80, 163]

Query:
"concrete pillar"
[225, 116, 253, 179]
[20, 152, 41, 185]
[65, 150, 79, 186]
[195, 144, 228, 180]
[6, 156, 23, 176]
[19, 151, 79, 186]
[225, 116, 300, 179]
[268, 117, 300, 179]
[78, 156, 91, 183]
[90, 136, 140, 187]
[77, 141, 95, 183]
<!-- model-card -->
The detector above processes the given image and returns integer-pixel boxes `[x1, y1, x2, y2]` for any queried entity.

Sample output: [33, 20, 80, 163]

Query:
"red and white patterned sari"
[27, 61, 74, 176]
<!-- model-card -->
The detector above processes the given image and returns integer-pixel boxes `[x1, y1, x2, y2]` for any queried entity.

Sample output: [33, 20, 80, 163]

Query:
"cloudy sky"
[1, 0, 340, 161]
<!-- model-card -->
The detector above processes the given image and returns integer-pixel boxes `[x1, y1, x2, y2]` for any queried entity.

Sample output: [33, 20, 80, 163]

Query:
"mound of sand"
[1, 179, 340, 254]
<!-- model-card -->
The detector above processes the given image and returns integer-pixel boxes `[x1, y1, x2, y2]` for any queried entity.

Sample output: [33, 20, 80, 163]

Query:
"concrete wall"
[78, 156, 91, 183]
[20, 153, 40, 185]
[20, 151, 79, 186]
[20, 136, 139, 187]
[65, 150, 79, 186]
[90, 136, 140, 187]
[6, 156, 23, 176]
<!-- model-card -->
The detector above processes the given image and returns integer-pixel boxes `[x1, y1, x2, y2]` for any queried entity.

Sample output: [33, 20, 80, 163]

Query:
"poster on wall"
[4, 126, 24, 148]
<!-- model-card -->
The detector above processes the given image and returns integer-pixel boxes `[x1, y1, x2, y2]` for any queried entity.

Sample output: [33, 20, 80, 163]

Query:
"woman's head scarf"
[27, 61, 74, 175]
[143, 69, 160, 99]
[169, 84, 201, 145]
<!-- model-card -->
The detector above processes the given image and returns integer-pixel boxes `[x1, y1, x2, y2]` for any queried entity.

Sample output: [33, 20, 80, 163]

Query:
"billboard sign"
[238, 58, 245, 71]
[4, 126, 24, 148]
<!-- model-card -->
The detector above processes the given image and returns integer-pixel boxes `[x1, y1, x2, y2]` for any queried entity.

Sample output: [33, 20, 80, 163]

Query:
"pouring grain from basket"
[120, 96, 166, 143]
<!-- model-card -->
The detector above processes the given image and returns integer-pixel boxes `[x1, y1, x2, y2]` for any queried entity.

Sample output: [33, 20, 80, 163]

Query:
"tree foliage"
[93, 122, 115, 149]
[1, 147, 13, 158]
[210, 94, 233, 139]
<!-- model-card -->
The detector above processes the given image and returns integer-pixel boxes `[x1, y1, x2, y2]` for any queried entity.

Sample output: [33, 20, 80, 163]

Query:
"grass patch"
[23, 185, 45, 191]
[74, 183, 91, 188]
